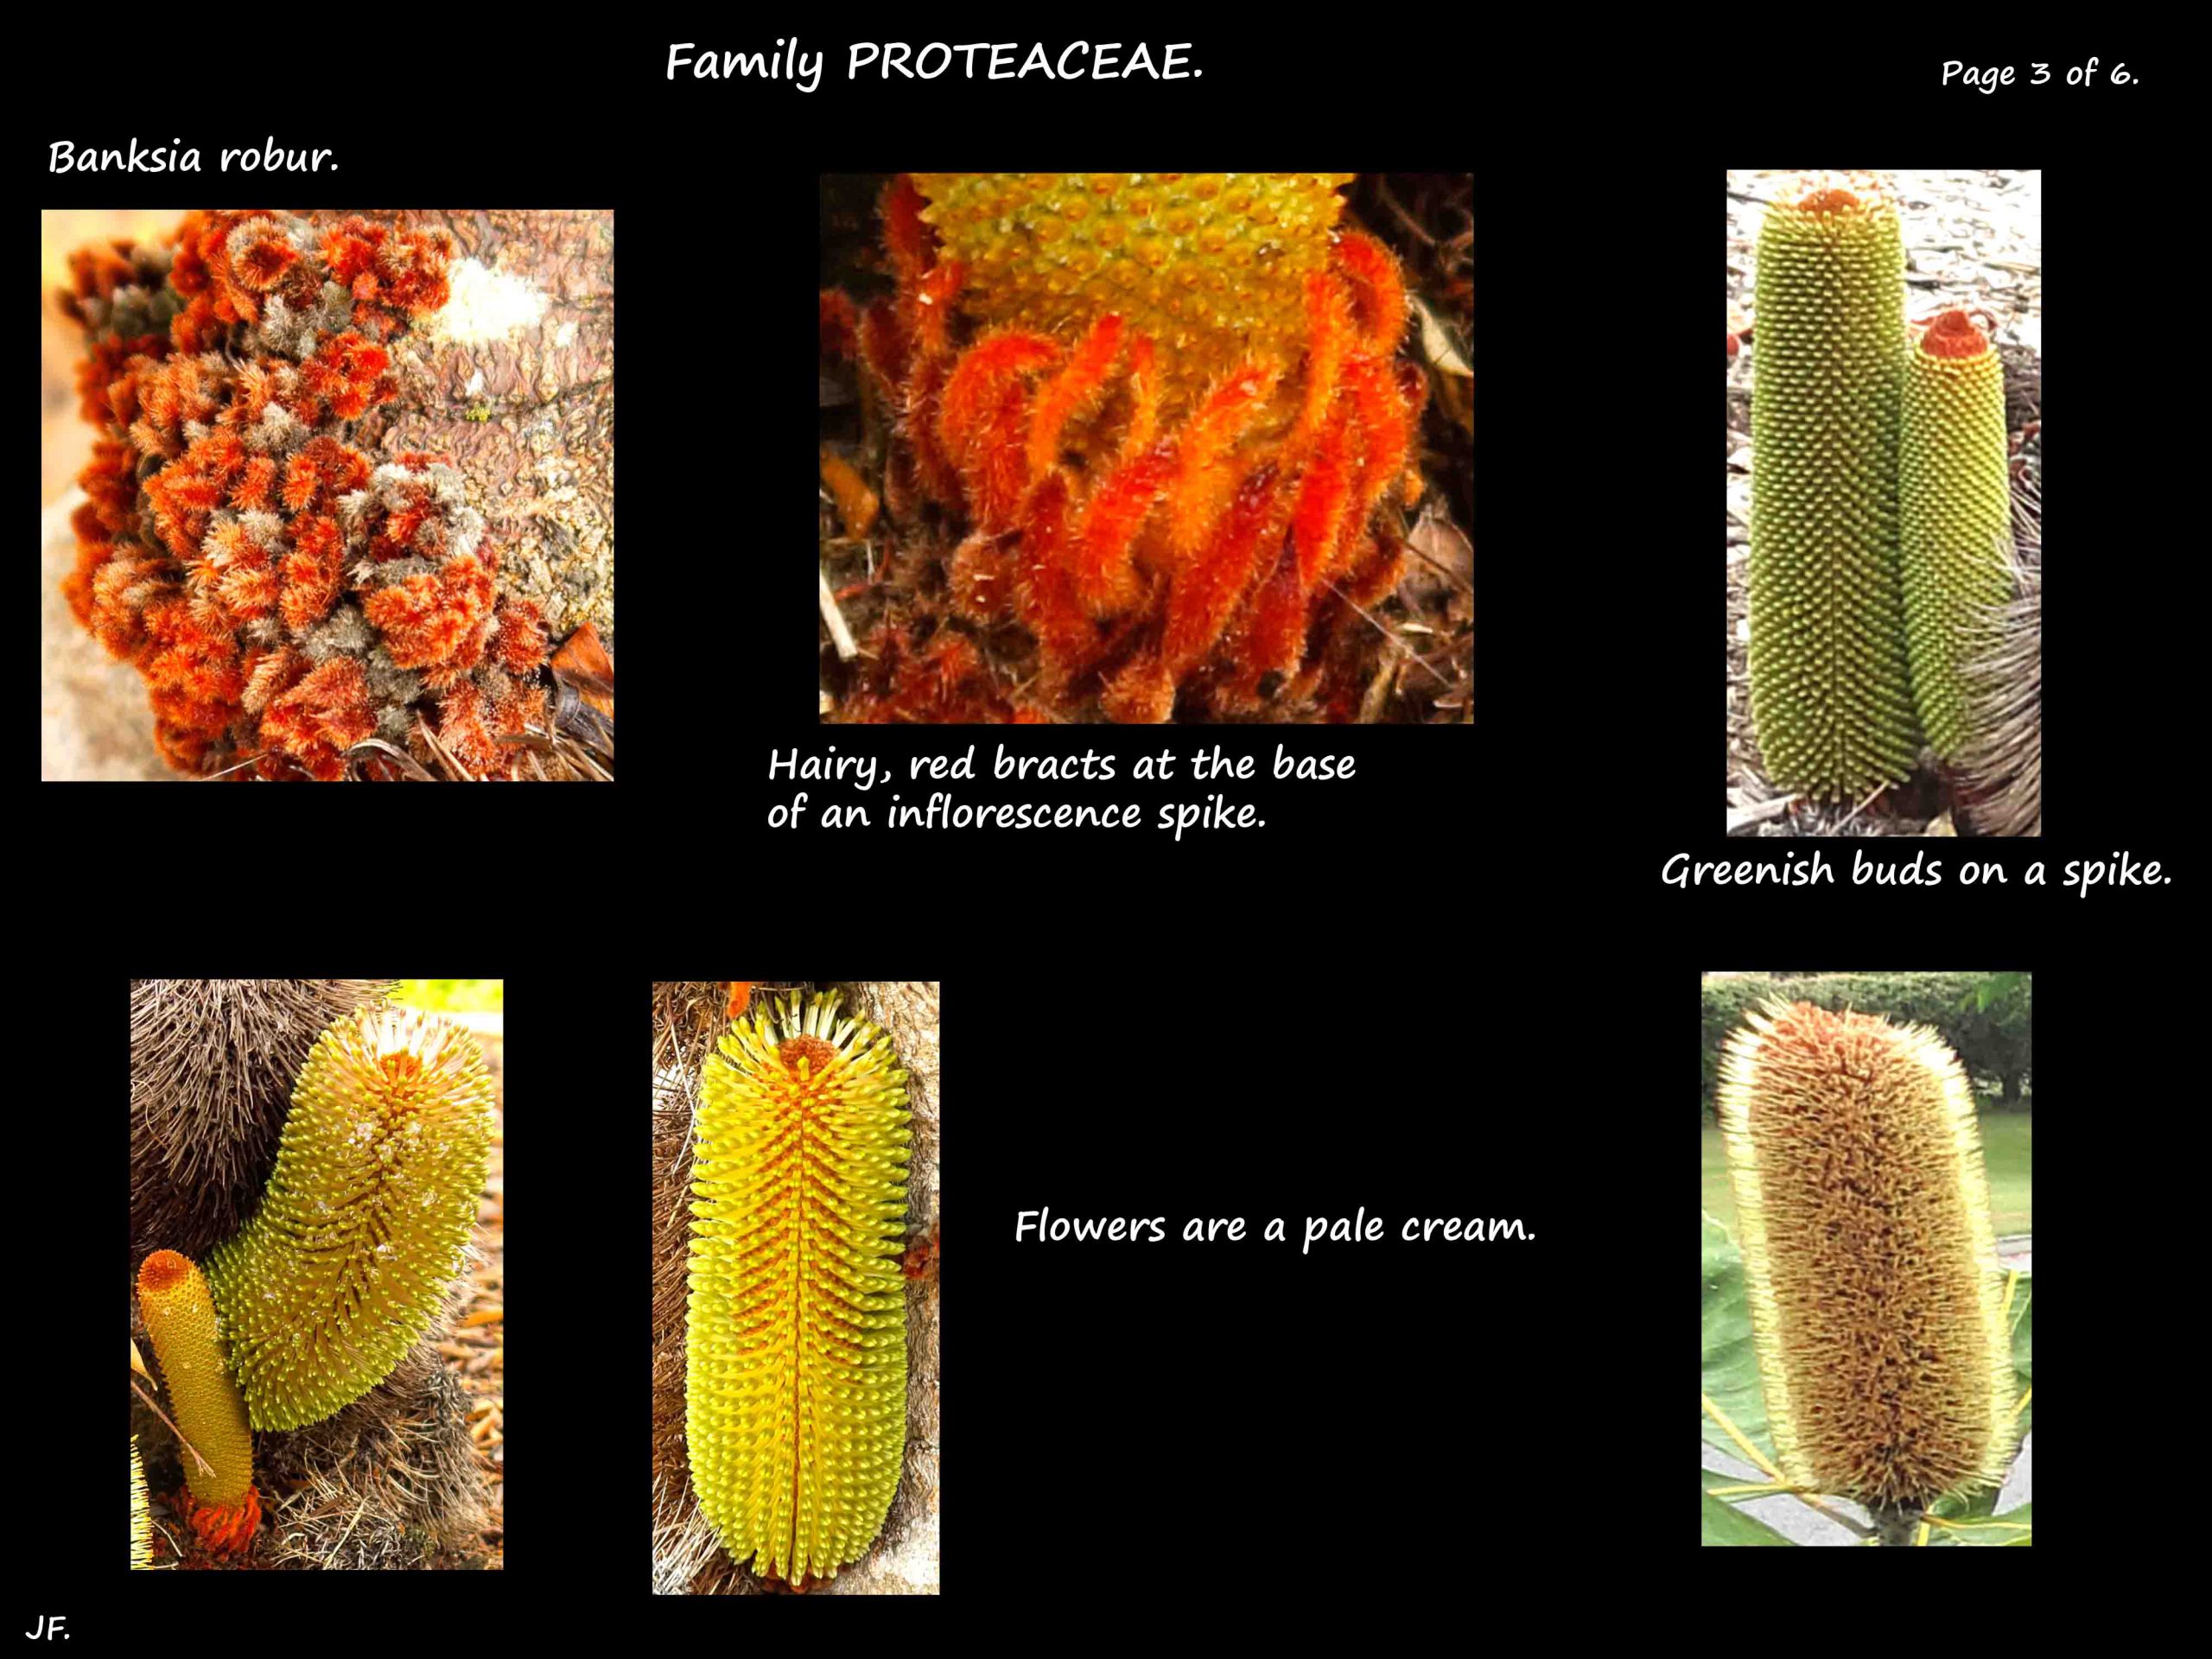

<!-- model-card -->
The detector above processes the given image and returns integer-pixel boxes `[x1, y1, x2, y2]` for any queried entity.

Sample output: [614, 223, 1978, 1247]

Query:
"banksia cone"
[207, 1007, 494, 1430]
[1718, 1001, 2013, 1511]
[1749, 179, 1919, 798]
[1901, 310, 2013, 757]
[131, 1437, 152, 1569]
[688, 991, 912, 1582]
[137, 1249, 257, 1548]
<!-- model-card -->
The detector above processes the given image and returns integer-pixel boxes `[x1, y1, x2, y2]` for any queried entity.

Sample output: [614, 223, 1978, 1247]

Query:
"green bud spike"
[1749, 178, 1920, 799]
[1901, 309, 2014, 758]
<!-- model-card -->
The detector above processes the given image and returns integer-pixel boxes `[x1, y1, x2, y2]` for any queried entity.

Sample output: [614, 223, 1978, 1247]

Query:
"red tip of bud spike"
[138, 1250, 191, 1294]
[1919, 309, 1991, 359]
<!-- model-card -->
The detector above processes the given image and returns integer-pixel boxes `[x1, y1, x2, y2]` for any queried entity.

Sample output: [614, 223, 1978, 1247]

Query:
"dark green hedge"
[1701, 971, 2030, 1119]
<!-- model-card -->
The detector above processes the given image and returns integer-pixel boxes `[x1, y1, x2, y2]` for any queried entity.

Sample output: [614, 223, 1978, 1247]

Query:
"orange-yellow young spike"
[137, 1249, 259, 1554]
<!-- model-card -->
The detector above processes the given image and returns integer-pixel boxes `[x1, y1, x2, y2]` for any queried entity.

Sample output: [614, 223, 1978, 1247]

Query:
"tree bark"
[361, 210, 614, 648]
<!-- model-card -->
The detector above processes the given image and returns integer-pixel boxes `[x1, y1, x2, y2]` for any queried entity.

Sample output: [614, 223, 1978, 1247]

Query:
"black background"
[28, 14, 2175, 1614]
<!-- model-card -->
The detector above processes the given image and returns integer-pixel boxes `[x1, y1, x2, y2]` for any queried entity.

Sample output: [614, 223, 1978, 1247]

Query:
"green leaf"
[1700, 1211, 1773, 1462]
[1702, 1486, 1796, 1546]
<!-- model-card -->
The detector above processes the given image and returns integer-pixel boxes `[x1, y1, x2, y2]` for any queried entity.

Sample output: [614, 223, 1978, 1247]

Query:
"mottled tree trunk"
[361, 210, 614, 648]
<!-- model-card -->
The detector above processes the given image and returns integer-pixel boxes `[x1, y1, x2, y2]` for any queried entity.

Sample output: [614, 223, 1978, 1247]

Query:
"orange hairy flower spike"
[229, 219, 299, 292]
[1330, 353, 1421, 579]
[278, 517, 344, 632]
[1100, 648, 1175, 724]
[937, 331, 1058, 473]
[1027, 312, 1125, 483]
[491, 601, 548, 676]
[1119, 334, 1160, 455]
[970, 380, 1039, 532]
[1237, 542, 1313, 702]
[1332, 231, 1407, 353]
[1071, 440, 1176, 618]
[281, 452, 321, 513]
[1290, 270, 1352, 452]
[904, 350, 962, 510]
[232, 454, 276, 512]
[437, 685, 501, 776]
[1014, 471, 1103, 684]
[881, 174, 933, 291]
[259, 657, 372, 779]
[1341, 524, 1408, 608]
[1166, 364, 1281, 557]
[912, 258, 963, 362]
[1163, 462, 1285, 679]
[1291, 419, 1355, 588]
[949, 531, 1014, 623]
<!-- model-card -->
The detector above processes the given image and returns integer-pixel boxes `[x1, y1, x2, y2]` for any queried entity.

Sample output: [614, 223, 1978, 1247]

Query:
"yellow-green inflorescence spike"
[137, 1250, 254, 1508]
[1719, 1001, 2014, 1510]
[687, 989, 912, 1583]
[1901, 308, 2013, 759]
[912, 172, 1356, 416]
[206, 1007, 495, 1431]
[1749, 177, 1921, 800]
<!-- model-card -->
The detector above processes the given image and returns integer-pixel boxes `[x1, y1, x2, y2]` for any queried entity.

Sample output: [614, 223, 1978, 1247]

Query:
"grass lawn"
[1702, 1108, 2031, 1237]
